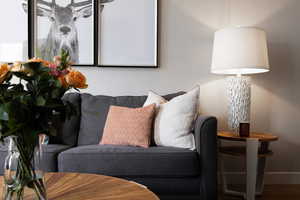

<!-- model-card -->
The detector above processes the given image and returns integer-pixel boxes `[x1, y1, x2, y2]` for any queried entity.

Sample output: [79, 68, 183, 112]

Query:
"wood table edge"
[0, 172, 160, 200]
[47, 172, 160, 199]
[218, 131, 279, 142]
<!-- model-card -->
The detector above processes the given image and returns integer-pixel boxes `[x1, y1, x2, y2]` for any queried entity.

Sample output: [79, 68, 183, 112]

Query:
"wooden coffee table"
[0, 173, 159, 200]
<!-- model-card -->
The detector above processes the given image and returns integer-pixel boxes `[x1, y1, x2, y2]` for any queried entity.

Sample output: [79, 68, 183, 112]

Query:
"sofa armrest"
[194, 115, 217, 200]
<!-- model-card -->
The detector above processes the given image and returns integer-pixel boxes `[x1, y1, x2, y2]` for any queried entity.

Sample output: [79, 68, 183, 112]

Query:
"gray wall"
[79, 0, 300, 183]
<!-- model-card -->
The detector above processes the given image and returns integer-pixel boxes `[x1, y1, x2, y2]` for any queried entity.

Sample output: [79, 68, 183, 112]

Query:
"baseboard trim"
[219, 172, 300, 184]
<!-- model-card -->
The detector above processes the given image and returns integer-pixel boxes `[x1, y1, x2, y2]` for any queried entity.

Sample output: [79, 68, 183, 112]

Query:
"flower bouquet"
[0, 50, 87, 200]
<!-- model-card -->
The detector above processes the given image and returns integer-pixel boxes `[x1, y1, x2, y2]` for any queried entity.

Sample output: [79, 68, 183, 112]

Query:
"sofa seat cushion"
[0, 144, 71, 175]
[58, 145, 200, 178]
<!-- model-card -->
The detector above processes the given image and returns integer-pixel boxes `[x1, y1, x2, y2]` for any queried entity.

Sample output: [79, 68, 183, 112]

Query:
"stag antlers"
[69, 0, 92, 7]
[37, 0, 56, 7]
[37, 0, 112, 8]
[69, 0, 113, 7]
[101, 0, 114, 3]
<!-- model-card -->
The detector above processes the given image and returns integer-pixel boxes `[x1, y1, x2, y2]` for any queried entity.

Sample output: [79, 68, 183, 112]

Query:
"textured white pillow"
[143, 87, 199, 150]
[144, 91, 168, 111]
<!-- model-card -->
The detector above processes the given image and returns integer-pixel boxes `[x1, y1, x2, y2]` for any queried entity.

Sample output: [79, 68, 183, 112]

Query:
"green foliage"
[60, 49, 71, 70]
[0, 55, 76, 142]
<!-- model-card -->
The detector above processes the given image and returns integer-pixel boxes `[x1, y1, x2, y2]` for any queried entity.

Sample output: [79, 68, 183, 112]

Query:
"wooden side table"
[218, 131, 278, 200]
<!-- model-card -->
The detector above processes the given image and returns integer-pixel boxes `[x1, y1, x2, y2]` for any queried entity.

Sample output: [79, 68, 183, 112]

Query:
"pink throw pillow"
[100, 104, 156, 148]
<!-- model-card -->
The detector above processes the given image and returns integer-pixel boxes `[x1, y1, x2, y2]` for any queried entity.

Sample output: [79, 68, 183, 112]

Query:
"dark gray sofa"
[0, 92, 217, 200]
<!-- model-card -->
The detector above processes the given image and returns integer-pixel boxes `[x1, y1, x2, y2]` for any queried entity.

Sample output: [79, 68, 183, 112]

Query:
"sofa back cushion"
[50, 93, 81, 146]
[77, 92, 185, 146]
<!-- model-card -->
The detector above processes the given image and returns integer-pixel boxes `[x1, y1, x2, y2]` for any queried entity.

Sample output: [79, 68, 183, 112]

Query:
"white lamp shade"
[211, 27, 270, 75]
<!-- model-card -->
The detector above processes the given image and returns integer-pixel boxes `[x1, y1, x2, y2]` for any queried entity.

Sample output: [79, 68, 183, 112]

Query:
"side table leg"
[246, 138, 259, 200]
[219, 154, 227, 194]
[218, 140, 228, 194]
[256, 157, 266, 196]
[219, 139, 245, 198]
[256, 142, 269, 195]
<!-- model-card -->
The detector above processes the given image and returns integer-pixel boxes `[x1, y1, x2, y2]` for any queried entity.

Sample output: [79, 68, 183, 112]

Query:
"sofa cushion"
[58, 145, 200, 178]
[148, 87, 199, 150]
[78, 92, 185, 146]
[0, 144, 71, 175]
[100, 104, 156, 148]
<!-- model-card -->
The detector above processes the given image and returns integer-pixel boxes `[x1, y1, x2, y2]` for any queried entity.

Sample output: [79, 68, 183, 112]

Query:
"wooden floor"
[219, 185, 300, 200]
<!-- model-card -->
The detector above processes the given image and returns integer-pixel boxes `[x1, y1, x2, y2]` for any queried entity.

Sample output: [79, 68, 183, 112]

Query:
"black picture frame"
[27, 0, 159, 68]
[97, 0, 159, 68]
[29, 0, 97, 66]
[28, 0, 34, 59]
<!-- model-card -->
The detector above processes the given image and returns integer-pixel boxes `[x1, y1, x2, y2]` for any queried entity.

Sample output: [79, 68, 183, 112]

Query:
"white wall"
[0, 0, 27, 61]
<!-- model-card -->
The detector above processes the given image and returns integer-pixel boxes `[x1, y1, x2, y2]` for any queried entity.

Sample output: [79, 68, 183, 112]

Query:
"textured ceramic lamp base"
[227, 76, 251, 131]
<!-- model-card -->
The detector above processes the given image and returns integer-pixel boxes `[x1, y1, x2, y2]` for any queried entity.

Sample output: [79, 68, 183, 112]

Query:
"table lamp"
[211, 27, 270, 131]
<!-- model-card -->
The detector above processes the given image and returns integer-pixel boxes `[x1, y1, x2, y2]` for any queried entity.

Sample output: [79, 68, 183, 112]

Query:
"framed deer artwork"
[25, 0, 96, 66]
[5, 0, 158, 67]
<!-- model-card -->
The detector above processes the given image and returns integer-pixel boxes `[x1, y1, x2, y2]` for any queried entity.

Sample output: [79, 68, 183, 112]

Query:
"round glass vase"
[2, 136, 47, 200]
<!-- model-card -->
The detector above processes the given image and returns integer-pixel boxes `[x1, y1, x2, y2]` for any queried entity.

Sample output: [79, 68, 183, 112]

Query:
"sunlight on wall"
[230, 0, 291, 27]
[170, 0, 291, 30]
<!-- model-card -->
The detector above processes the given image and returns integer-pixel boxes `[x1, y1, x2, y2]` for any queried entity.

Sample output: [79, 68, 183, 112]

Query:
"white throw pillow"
[144, 91, 168, 111]
[143, 87, 200, 150]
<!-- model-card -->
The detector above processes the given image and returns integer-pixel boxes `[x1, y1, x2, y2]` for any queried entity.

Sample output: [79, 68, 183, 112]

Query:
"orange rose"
[0, 63, 10, 84]
[27, 57, 51, 67]
[65, 70, 88, 89]
[58, 76, 68, 88]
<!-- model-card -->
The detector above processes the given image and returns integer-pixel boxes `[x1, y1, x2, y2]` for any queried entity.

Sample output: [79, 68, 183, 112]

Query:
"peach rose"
[65, 70, 88, 89]
[0, 63, 10, 84]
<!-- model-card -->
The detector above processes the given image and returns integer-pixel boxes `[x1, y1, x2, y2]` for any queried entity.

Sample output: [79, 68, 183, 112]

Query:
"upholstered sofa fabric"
[58, 145, 201, 177]
[50, 93, 81, 146]
[41, 144, 72, 172]
[78, 94, 118, 146]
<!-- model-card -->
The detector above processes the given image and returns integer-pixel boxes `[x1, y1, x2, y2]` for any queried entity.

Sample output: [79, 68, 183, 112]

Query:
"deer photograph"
[22, 0, 114, 64]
